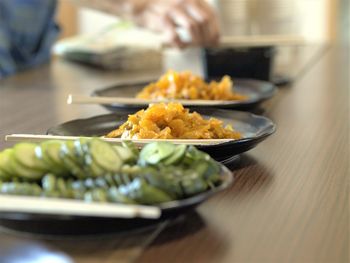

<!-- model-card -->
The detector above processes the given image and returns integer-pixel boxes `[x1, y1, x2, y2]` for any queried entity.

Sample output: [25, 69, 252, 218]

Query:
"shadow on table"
[144, 211, 230, 260]
[249, 106, 266, 115]
[148, 211, 206, 245]
[228, 154, 274, 196]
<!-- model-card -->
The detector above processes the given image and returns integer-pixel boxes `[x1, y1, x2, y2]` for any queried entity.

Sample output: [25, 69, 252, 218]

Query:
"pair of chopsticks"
[220, 34, 304, 47]
[67, 94, 235, 106]
[5, 134, 234, 146]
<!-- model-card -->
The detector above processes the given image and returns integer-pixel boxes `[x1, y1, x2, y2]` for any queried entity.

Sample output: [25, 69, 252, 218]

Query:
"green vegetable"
[13, 143, 48, 172]
[0, 138, 223, 205]
[60, 141, 86, 179]
[1, 182, 41, 196]
[0, 149, 16, 178]
[9, 153, 43, 180]
[113, 144, 137, 163]
[89, 139, 122, 172]
[163, 144, 187, 165]
[40, 141, 68, 175]
[139, 142, 175, 165]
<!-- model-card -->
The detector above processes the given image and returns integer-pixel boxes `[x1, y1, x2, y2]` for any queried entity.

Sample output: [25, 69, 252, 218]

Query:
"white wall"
[216, 0, 329, 42]
[296, 0, 329, 42]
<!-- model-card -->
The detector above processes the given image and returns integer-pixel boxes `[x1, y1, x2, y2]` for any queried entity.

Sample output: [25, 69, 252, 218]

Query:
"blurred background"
[57, 0, 343, 43]
[50, 0, 348, 85]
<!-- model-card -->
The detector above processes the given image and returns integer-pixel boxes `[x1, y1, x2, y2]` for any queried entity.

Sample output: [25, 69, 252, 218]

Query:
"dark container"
[202, 46, 276, 81]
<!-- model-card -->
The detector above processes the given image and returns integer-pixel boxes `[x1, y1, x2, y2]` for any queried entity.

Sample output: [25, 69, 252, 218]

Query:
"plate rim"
[92, 78, 277, 108]
[47, 109, 276, 148]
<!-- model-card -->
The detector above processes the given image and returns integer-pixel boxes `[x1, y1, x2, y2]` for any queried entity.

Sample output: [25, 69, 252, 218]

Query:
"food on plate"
[136, 70, 247, 101]
[0, 138, 223, 205]
[105, 102, 242, 139]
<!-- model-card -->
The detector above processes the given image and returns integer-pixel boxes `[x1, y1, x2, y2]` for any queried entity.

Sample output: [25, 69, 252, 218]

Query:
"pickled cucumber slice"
[13, 143, 48, 172]
[60, 141, 86, 178]
[0, 149, 15, 177]
[9, 153, 43, 180]
[40, 141, 68, 175]
[140, 142, 175, 165]
[163, 144, 187, 165]
[113, 145, 135, 163]
[89, 139, 122, 172]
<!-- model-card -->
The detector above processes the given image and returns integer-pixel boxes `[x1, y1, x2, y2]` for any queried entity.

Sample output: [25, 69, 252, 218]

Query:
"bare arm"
[70, 0, 220, 48]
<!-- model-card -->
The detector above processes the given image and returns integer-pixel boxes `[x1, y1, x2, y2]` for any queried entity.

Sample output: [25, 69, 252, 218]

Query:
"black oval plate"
[0, 166, 232, 236]
[92, 79, 276, 110]
[47, 109, 276, 162]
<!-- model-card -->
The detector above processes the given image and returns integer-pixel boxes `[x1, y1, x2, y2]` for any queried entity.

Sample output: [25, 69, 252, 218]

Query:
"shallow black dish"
[48, 109, 276, 162]
[0, 166, 232, 236]
[92, 79, 276, 110]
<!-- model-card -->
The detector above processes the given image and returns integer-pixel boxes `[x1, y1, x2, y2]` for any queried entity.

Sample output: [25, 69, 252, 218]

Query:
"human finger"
[162, 13, 186, 48]
[170, 6, 202, 45]
[195, 0, 220, 45]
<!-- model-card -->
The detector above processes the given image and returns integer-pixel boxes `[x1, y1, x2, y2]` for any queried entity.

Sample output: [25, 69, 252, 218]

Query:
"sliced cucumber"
[63, 154, 86, 178]
[107, 187, 136, 204]
[89, 139, 122, 173]
[83, 153, 104, 177]
[0, 182, 42, 196]
[73, 138, 89, 165]
[0, 168, 9, 181]
[0, 149, 16, 176]
[128, 178, 173, 204]
[13, 143, 48, 172]
[84, 154, 105, 177]
[45, 141, 65, 166]
[40, 141, 68, 175]
[163, 144, 187, 165]
[140, 142, 175, 165]
[113, 145, 135, 163]
[60, 141, 86, 178]
[42, 173, 57, 192]
[60, 141, 76, 160]
[9, 153, 43, 180]
[121, 141, 139, 157]
[90, 162, 105, 177]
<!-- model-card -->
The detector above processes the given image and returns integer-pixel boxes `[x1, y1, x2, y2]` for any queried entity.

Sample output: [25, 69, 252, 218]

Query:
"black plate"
[92, 79, 276, 110]
[0, 166, 232, 236]
[48, 109, 276, 162]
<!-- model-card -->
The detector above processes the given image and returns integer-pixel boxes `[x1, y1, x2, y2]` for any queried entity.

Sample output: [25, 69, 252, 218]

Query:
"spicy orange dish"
[136, 71, 247, 101]
[105, 102, 242, 140]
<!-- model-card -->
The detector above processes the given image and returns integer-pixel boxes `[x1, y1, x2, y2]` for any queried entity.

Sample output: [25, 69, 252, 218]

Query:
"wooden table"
[0, 45, 348, 263]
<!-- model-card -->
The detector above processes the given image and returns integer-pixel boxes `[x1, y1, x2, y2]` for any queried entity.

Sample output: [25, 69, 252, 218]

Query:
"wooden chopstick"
[67, 94, 235, 106]
[0, 195, 161, 219]
[5, 134, 235, 146]
[220, 34, 305, 47]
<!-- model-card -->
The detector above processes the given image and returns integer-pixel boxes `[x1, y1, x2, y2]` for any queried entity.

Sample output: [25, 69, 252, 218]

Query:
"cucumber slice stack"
[0, 138, 223, 205]
[0, 139, 135, 181]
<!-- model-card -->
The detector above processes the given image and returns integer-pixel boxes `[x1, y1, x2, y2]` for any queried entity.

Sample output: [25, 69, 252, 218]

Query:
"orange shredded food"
[106, 102, 242, 139]
[136, 70, 247, 101]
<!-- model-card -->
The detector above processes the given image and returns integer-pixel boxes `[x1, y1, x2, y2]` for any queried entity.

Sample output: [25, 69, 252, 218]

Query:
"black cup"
[202, 46, 276, 81]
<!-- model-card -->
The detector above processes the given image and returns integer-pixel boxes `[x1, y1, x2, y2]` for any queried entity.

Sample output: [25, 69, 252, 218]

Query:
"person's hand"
[134, 0, 220, 48]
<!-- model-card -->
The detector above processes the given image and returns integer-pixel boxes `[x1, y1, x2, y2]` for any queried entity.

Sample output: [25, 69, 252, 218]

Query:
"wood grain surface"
[0, 45, 348, 263]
